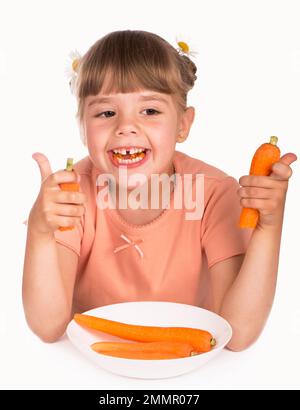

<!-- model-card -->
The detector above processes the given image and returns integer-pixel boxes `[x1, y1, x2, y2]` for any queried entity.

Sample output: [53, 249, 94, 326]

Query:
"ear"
[177, 106, 195, 142]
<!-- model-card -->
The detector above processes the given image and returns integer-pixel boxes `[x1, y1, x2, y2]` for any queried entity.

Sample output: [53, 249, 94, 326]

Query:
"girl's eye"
[94, 109, 161, 118]
[143, 109, 161, 115]
[94, 111, 115, 118]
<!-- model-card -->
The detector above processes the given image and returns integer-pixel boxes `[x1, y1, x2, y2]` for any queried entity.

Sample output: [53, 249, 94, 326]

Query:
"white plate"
[66, 301, 232, 379]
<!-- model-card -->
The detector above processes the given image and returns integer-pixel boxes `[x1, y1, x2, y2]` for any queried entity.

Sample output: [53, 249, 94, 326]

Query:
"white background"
[0, 0, 300, 389]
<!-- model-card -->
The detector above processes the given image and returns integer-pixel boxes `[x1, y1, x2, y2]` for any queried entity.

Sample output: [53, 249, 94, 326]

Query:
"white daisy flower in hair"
[175, 35, 198, 58]
[65, 49, 82, 94]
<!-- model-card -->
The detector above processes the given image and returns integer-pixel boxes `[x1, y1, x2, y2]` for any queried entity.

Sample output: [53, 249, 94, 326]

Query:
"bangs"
[82, 59, 182, 97]
[75, 30, 187, 120]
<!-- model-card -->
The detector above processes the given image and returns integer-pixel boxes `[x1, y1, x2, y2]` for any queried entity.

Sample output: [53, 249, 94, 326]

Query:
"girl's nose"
[116, 113, 140, 137]
[116, 128, 138, 138]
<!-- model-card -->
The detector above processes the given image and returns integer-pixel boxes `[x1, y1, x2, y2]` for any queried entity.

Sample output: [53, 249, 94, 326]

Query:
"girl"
[22, 30, 297, 349]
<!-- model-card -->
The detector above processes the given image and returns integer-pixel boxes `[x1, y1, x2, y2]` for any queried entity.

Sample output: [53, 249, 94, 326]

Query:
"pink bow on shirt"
[113, 234, 144, 258]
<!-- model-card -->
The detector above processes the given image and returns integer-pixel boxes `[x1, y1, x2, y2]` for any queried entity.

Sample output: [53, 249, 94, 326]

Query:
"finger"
[278, 152, 297, 166]
[238, 186, 273, 199]
[54, 204, 85, 217]
[239, 175, 279, 189]
[54, 215, 82, 229]
[73, 171, 81, 183]
[240, 197, 272, 210]
[48, 170, 80, 188]
[270, 153, 298, 179]
[32, 152, 53, 182]
[54, 190, 86, 205]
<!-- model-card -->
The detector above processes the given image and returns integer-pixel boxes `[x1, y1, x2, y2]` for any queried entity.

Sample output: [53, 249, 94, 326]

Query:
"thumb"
[32, 152, 53, 182]
[277, 152, 298, 166]
[270, 152, 297, 179]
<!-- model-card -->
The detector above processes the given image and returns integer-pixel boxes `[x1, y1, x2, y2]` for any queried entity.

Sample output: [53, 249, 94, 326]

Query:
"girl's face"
[83, 89, 194, 188]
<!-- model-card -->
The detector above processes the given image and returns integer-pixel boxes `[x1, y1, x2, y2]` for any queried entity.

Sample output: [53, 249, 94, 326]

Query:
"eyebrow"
[87, 94, 169, 107]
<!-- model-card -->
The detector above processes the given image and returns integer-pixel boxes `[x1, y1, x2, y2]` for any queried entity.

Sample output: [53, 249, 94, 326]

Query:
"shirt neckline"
[101, 154, 182, 232]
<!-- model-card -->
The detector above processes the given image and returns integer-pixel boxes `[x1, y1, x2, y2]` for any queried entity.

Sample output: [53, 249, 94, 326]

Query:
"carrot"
[91, 341, 199, 360]
[74, 313, 216, 353]
[97, 351, 186, 360]
[239, 136, 281, 228]
[58, 158, 80, 231]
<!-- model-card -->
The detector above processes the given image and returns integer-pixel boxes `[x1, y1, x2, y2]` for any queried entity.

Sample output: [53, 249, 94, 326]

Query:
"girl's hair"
[75, 30, 197, 143]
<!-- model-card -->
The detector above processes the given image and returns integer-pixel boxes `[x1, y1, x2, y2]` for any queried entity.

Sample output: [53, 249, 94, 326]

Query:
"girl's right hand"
[29, 152, 86, 235]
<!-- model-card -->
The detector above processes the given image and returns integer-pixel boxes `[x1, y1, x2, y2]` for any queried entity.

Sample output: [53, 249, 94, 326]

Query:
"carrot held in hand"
[239, 136, 281, 228]
[90, 341, 199, 360]
[74, 313, 216, 353]
[59, 158, 80, 231]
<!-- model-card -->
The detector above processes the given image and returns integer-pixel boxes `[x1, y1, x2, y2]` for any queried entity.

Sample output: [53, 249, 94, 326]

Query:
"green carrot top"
[269, 136, 278, 146]
[66, 157, 74, 171]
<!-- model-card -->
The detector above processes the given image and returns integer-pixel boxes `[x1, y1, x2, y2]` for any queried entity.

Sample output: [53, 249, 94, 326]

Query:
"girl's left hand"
[238, 153, 297, 230]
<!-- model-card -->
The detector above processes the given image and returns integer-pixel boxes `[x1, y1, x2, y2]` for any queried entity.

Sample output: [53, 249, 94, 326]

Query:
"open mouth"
[108, 147, 151, 167]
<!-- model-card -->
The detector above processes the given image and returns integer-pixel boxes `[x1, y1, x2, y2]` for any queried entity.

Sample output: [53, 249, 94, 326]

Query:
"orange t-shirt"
[54, 150, 253, 313]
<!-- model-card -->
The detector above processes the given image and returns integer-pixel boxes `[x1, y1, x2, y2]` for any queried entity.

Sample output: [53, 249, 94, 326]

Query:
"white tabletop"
[1, 219, 300, 390]
[1, 295, 300, 390]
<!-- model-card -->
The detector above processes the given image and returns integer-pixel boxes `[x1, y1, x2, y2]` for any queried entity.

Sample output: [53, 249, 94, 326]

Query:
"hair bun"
[180, 54, 197, 86]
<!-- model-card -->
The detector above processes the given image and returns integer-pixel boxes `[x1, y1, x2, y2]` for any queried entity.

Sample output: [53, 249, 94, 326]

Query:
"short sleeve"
[201, 176, 253, 269]
[53, 216, 84, 257]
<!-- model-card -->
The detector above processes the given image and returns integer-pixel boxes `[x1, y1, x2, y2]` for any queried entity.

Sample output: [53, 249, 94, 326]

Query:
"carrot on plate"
[91, 340, 199, 360]
[239, 136, 281, 229]
[74, 313, 216, 353]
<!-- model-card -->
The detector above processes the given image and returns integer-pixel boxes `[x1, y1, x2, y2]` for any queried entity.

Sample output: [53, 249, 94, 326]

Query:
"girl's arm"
[209, 152, 297, 351]
[22, 226, 78, 342]
[22, 153, 85, 342]
[217, 225, 282, 351]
